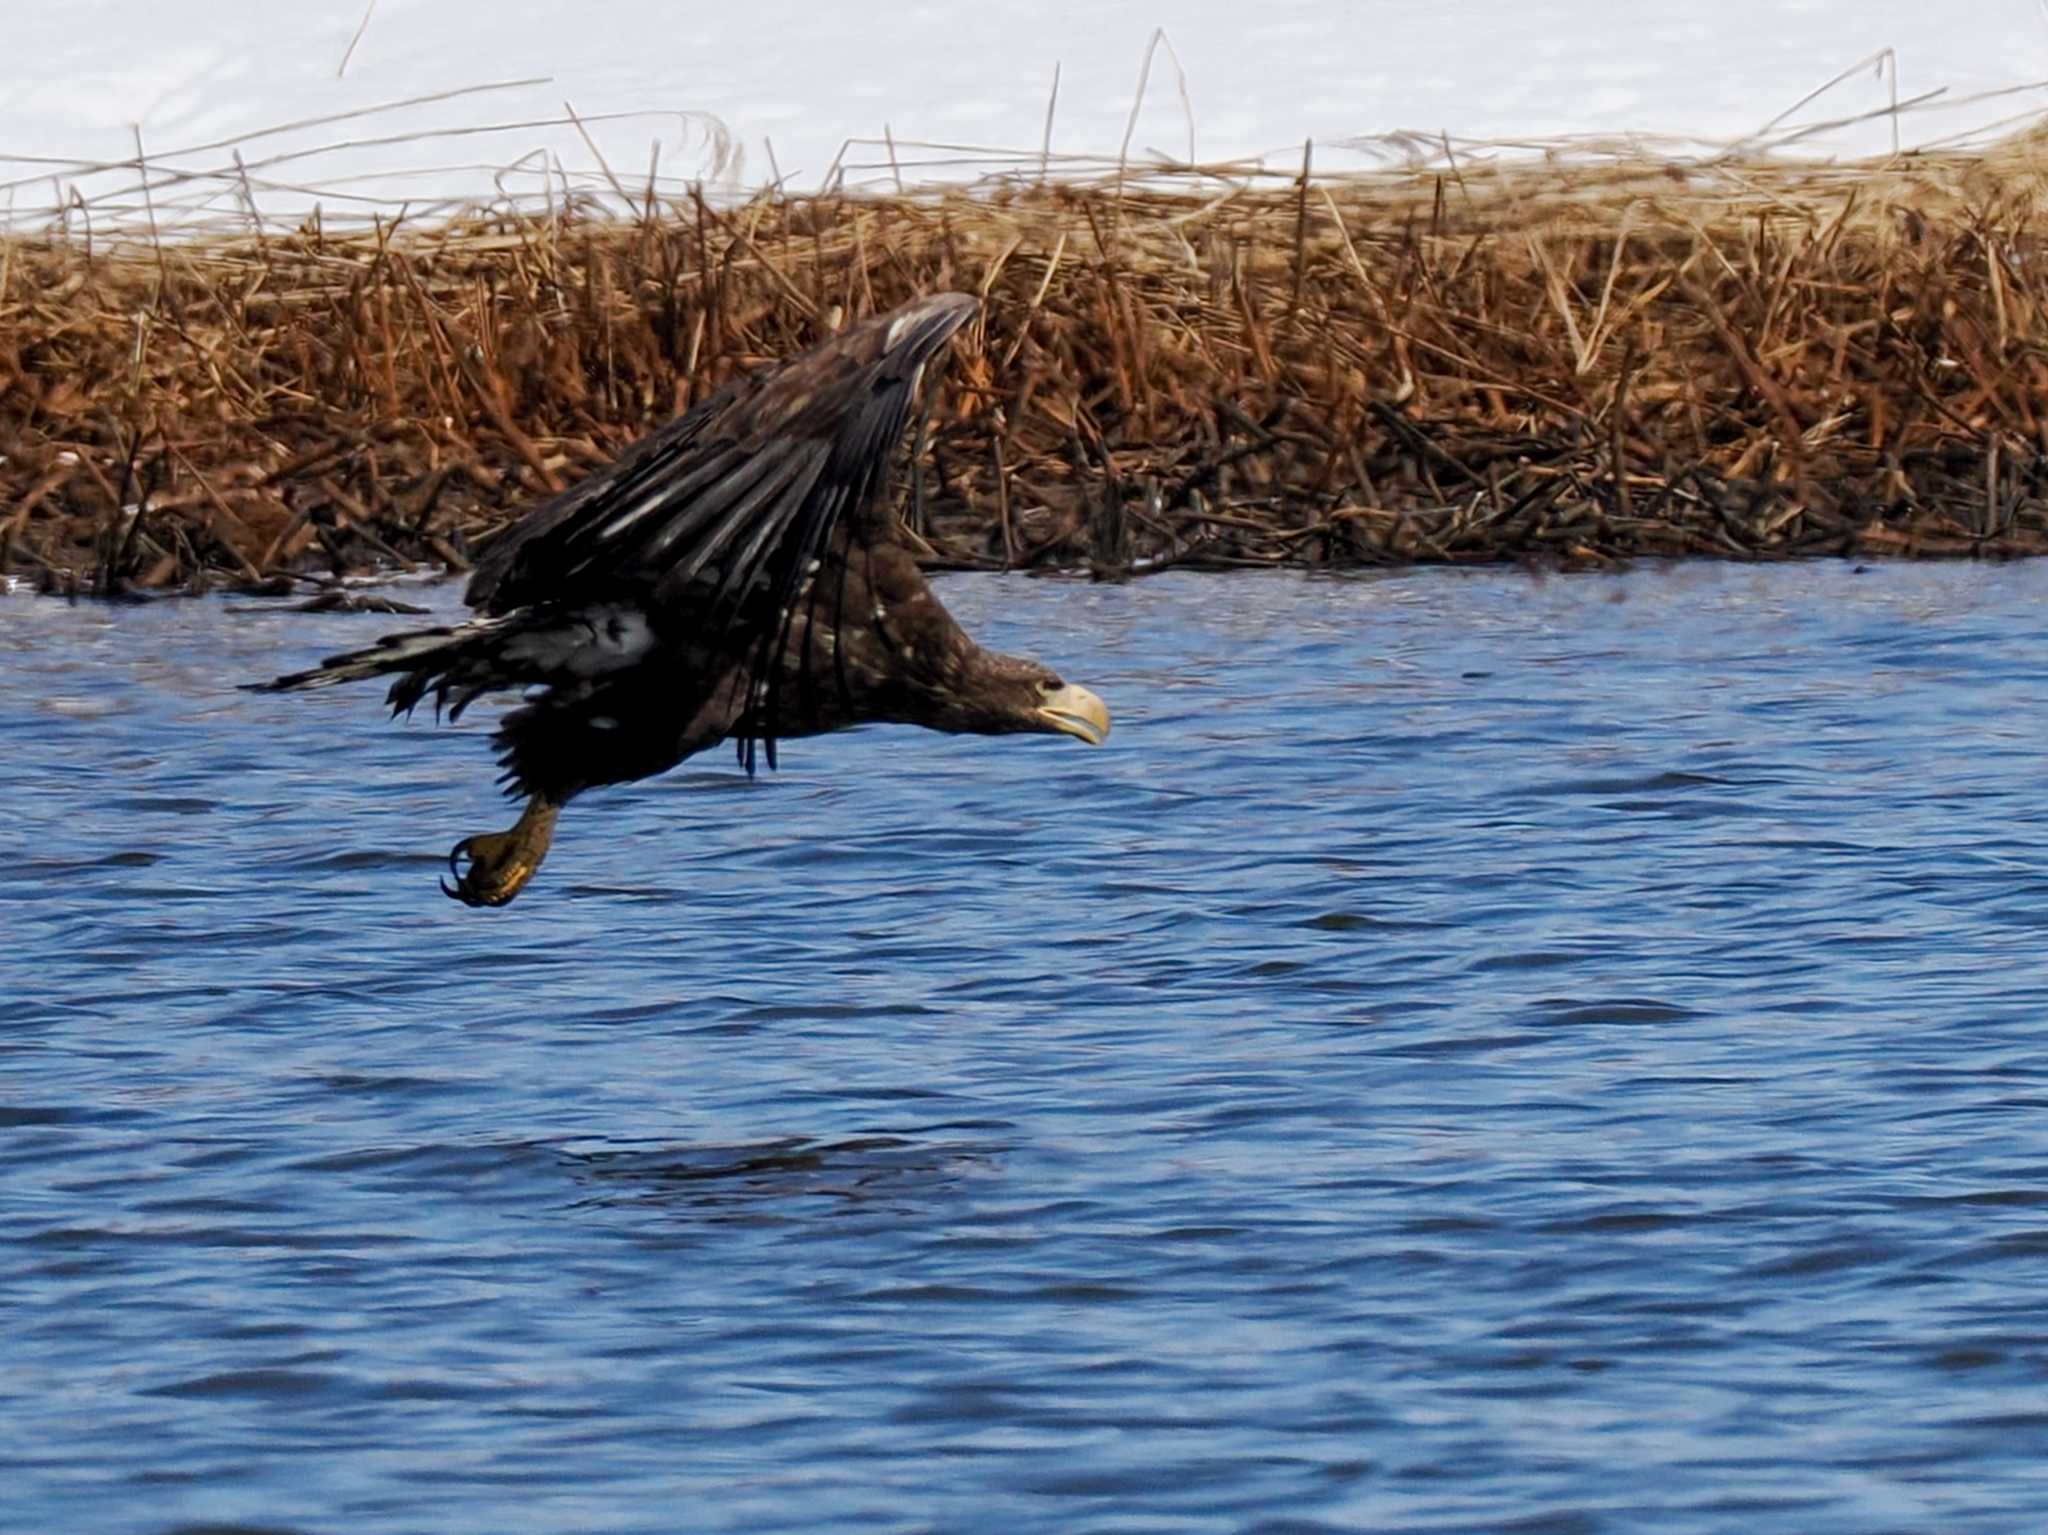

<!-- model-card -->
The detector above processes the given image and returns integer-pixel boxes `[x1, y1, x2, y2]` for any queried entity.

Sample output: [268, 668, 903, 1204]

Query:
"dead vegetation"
[8, 131, 2048, 596]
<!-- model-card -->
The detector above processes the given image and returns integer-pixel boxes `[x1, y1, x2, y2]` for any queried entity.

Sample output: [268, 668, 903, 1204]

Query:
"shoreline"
[7, 140, 2048, 597]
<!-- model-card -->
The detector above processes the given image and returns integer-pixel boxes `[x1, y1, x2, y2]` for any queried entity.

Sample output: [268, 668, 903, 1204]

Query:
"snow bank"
[6, 1, 2046, 230]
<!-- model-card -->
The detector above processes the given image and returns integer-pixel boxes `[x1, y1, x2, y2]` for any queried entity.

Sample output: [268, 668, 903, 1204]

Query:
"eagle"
[255, 293, 1110, 907]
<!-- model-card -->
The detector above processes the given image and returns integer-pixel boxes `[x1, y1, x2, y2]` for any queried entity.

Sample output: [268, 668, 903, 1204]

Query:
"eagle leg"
[442, 796, 561, 908]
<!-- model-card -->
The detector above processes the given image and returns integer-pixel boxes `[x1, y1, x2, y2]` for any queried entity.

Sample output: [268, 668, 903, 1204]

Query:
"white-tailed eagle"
[255, 293, 1109, 905]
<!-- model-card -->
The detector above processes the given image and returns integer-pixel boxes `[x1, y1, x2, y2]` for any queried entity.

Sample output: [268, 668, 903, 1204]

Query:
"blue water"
[7, 562, 2048, 1533]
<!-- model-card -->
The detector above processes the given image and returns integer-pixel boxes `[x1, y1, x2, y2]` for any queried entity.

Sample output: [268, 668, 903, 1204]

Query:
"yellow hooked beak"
[1036, 683, 1111, 745]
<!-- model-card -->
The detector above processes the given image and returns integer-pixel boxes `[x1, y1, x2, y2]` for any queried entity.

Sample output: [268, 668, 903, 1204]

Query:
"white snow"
[6, 1, 2048, 232]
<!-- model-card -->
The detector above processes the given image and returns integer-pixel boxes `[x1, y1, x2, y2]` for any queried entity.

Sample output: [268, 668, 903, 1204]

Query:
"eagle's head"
[964, 653, 1112, 745]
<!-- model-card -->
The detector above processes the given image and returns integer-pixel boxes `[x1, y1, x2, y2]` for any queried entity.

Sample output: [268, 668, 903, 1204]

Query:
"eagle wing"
[467, 293, 975, 620]
[463, 291, 977, 769]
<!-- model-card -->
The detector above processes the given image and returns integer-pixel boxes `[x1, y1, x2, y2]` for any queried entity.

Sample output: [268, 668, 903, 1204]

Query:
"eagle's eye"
[1037, 677, 1064, 693]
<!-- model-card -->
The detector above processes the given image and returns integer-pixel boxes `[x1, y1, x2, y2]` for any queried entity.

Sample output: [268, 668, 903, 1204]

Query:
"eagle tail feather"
[245, 604, 654, 722]
[246, 622, 495, 698]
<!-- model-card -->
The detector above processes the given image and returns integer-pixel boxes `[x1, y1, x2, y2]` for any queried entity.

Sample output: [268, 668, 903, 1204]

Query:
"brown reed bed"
[7, 131, 2048, 597]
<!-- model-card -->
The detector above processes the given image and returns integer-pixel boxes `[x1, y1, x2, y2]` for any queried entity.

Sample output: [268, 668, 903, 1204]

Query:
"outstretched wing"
[468, 293, 975, 620]
[464, 291, 978, 769]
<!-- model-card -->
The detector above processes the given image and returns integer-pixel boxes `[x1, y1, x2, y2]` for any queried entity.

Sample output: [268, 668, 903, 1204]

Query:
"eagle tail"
[251, 623, 478, 691]
[247, 614, 530, 721]
[248, 603, 661, 726]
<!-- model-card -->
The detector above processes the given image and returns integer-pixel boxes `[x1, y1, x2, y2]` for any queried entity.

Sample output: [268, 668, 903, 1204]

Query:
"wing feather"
[640, 444, 815, 581]
[461, 292, 979, 770]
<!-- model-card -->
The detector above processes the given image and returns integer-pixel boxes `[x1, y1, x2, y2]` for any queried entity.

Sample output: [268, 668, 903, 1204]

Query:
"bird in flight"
[254, 293, 1110, 906]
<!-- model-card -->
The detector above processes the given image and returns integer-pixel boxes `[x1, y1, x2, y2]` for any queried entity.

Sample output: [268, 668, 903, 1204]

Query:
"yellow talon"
[442, 797, 560, 907]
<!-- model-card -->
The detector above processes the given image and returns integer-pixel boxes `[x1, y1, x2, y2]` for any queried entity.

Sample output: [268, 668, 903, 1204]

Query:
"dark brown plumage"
[254, 293, 1109, 906]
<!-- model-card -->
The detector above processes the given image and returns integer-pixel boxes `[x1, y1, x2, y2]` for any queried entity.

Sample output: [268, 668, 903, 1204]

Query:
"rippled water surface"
[8, 564, 2048, 1533]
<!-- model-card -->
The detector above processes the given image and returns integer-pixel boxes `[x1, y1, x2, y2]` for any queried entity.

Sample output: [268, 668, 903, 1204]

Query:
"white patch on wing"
[500, 603, 656, 680]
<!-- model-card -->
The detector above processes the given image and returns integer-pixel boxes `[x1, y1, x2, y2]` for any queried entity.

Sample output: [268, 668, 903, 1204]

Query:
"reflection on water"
[566, 1135, 1007, 1216]
[6, 563, 2048, 1533]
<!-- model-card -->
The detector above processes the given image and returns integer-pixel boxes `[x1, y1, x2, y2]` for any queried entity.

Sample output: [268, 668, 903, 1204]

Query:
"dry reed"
[8, 129, 2048, 595]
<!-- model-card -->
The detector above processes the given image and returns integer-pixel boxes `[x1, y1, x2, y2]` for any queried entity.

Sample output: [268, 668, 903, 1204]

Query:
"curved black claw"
[435, 803, 555, 909]
[442, 838, 484, 907]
